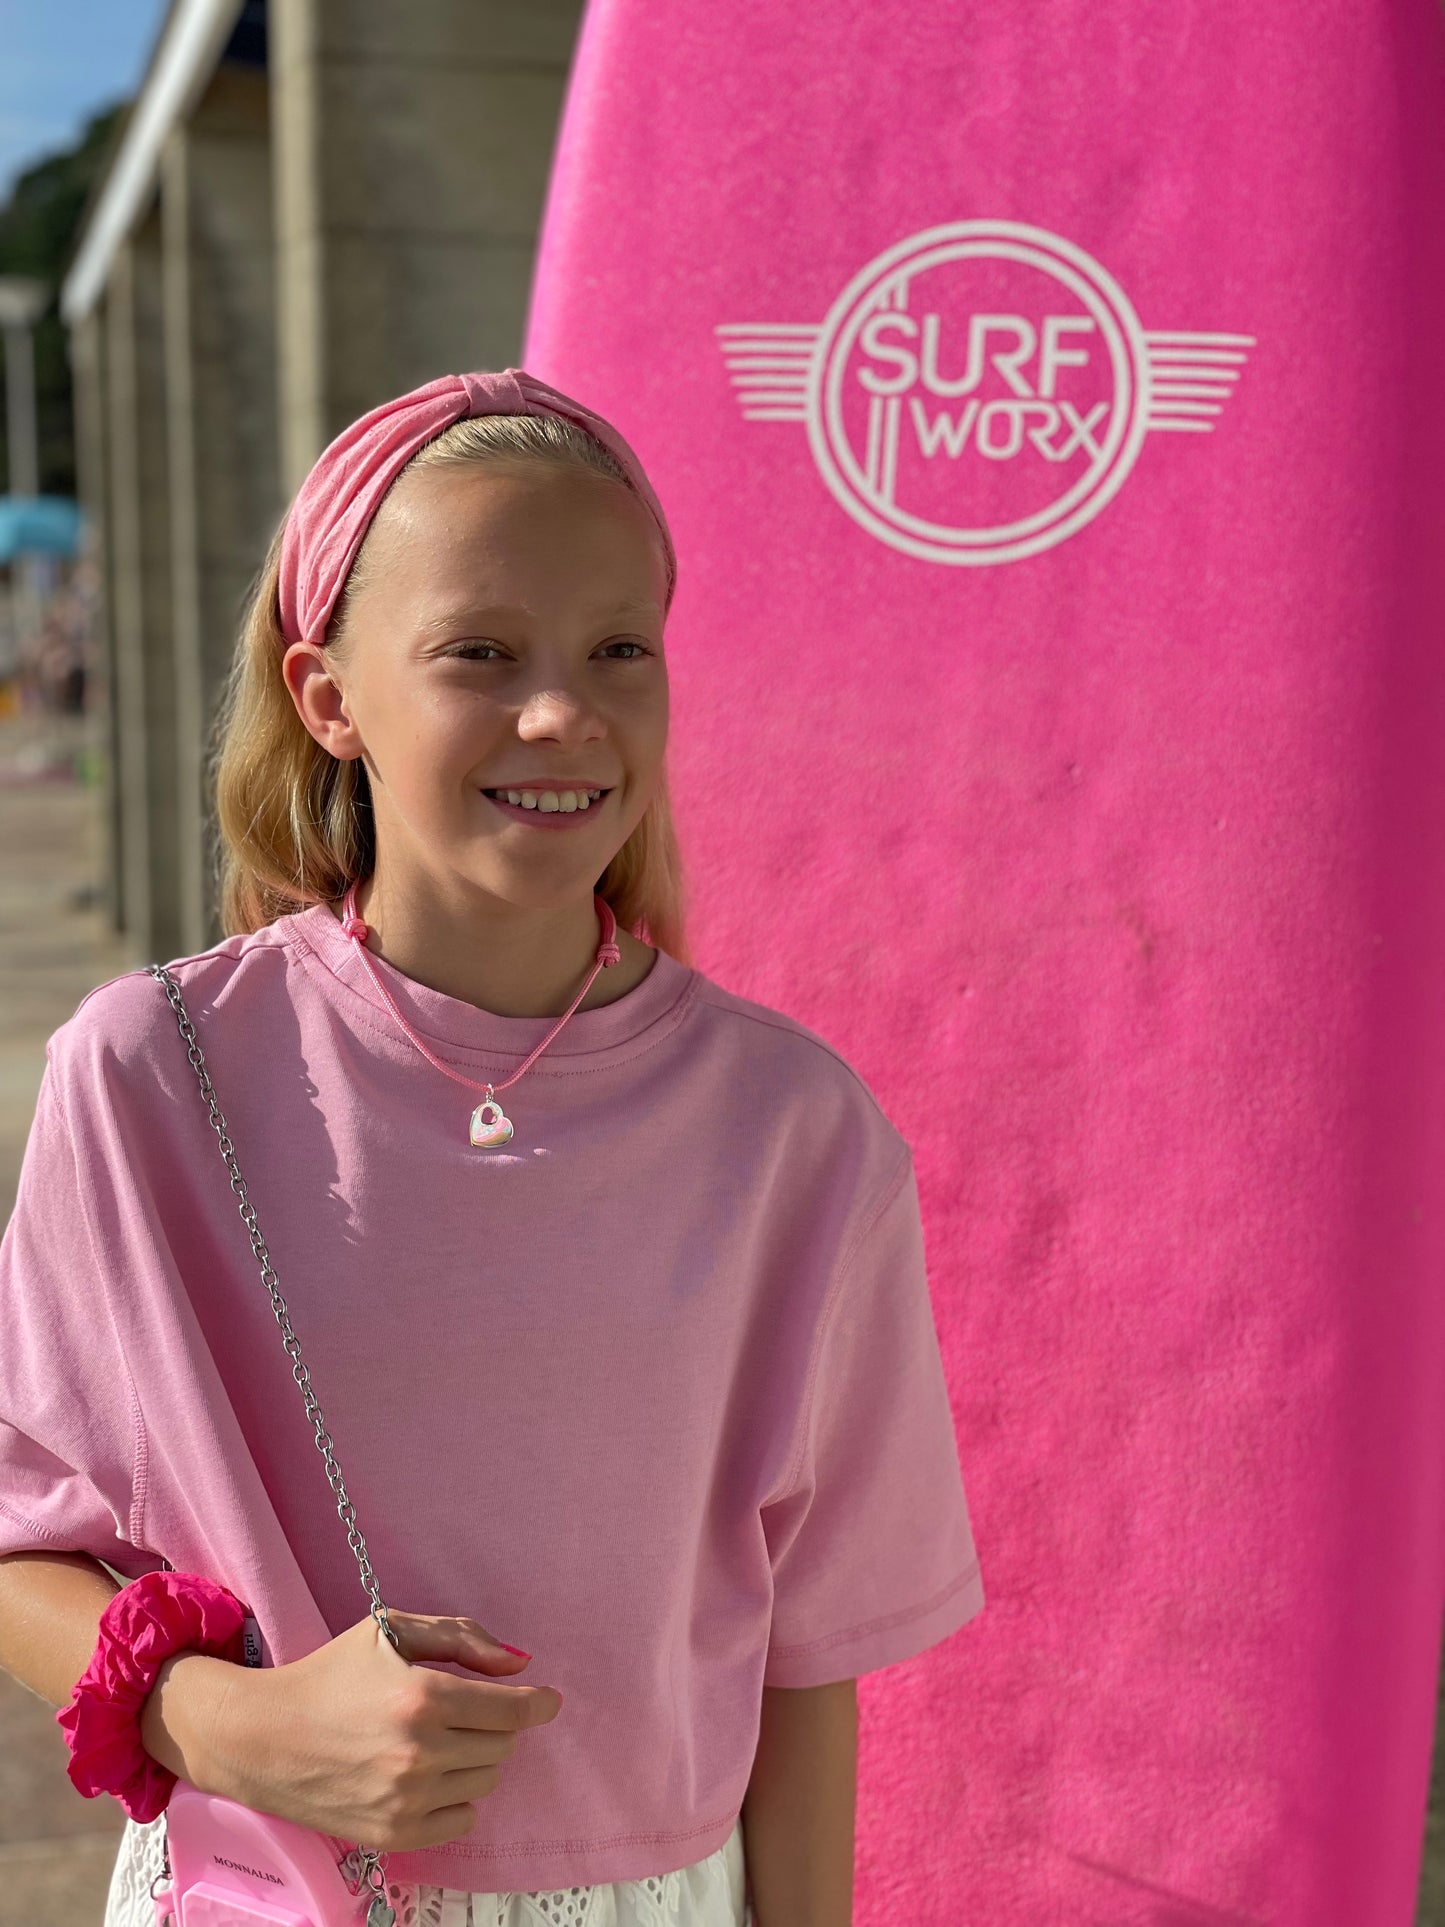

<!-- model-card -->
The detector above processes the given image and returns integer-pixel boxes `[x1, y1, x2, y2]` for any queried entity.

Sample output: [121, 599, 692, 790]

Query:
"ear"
[282, 640, 363, 759]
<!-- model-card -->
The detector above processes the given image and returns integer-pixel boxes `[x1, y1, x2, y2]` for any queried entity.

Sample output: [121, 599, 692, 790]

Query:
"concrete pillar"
[68, 307, 127, 939]
[162, 59, 280, 954]
[270, 0, 585, 488]
[105, 212, 181, 964]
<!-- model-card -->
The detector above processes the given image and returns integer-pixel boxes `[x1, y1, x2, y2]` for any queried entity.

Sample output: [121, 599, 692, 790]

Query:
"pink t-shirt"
[0, 900, 985, 1892]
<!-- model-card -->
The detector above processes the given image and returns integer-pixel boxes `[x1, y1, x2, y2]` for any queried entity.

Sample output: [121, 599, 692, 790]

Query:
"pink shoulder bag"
[144, 959, 404, 1927]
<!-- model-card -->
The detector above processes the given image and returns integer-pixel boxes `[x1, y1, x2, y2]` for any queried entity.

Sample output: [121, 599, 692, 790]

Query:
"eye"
[444, 638, 653, 662]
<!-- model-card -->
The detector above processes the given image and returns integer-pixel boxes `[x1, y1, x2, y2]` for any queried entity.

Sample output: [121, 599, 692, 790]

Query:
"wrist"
[56, 1570, 252, 1822]
[139, 1651, 250, 1799]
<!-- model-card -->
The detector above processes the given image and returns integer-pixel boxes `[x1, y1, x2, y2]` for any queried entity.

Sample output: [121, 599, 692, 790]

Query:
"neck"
[345, 873, 652, 1020]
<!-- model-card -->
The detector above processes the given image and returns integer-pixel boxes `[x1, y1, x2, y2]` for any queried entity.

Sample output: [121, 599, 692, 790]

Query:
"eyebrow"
[422, 598, 661, 628]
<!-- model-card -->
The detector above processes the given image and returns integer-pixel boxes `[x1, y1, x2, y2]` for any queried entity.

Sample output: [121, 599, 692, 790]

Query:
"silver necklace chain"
[147, 961, 396, 1909]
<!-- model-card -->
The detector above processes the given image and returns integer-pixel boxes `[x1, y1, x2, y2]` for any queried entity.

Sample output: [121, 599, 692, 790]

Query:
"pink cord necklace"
[338, 878, 622, 1147]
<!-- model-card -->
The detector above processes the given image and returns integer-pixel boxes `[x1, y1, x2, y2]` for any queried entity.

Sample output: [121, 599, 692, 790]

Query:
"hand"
[205, 1610, 562, 1852]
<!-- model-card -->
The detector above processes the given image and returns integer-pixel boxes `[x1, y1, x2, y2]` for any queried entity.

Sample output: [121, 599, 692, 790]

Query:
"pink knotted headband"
[277, 367, 678, 647]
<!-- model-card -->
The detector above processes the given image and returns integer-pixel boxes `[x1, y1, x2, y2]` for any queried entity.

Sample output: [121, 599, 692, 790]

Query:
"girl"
[0, 369, 985, 1927]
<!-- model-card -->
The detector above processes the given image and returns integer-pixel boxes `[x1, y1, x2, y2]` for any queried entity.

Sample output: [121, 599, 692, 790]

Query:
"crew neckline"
[283, 897, 698, 1071]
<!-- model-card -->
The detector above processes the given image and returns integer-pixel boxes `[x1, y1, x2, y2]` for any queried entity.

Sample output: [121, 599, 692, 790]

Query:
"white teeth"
[492, 787, 604, 811]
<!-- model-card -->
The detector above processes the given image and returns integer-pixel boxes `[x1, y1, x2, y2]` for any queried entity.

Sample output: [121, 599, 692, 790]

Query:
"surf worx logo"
[715, 220, 1254, 565]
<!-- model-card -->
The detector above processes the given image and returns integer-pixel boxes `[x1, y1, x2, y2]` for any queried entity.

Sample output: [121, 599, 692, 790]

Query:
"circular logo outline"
[806, 221, 1151, 565]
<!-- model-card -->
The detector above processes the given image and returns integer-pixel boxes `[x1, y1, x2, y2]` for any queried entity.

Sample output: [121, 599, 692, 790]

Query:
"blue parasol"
[0, 496, 82, 563]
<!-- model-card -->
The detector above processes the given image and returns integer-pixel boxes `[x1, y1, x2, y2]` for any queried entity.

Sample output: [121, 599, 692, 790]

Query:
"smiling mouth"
[481, 786, 610, 815]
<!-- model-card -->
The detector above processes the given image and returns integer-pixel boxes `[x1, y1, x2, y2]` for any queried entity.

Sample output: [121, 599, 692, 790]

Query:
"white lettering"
[1052, 400, 1109, 461]
[906, 398, 1109, 463]
[1024, 407, 1065, 460]
[976, 401, 1028, 459]
[857, 313, 918, 394]
[1038, 316, 1095, 398]
[908, 397, 981, 457]
[918, 313, 1039, 398]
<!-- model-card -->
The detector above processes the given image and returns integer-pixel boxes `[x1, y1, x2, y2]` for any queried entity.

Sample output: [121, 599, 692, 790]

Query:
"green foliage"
[0, 101, 131, 497]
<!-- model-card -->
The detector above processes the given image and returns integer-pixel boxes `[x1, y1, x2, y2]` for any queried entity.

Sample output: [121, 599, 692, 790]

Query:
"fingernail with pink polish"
[499, 1642, 531, 1658]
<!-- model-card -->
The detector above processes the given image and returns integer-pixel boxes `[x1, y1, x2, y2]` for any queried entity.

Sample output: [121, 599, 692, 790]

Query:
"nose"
[515, 680, 606, 747]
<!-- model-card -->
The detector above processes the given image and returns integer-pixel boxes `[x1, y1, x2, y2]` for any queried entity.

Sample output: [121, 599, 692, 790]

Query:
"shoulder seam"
[57, 942, 252, 1040]
[691, 983, 897, 1131]
[772, 1142, 915, 1505]
[65, 965, 156, 1030]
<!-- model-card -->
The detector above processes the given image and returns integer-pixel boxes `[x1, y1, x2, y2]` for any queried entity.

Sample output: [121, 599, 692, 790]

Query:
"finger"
[432, 1724, 520, 1771]
[453, 1616, 534, 1669]
[427, 1768, 506, 1821]
[406, 1800, 484, 1852]
[425, 1671, 564, 1731]
[381, 1612, 530, 1673]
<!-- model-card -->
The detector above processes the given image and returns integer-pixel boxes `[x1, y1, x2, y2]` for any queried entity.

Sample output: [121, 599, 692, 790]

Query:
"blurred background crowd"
[0, 551, 97, 719]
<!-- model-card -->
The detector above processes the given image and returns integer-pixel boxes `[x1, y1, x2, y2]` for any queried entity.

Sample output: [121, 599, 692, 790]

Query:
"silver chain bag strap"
[147, 960, 403, 1927]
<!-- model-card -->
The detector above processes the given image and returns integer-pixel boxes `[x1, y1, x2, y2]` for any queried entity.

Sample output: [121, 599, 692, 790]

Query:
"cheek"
[420, 687, 510, 752]
[626, 698, 671, 808]
[615, 675, 669, 751]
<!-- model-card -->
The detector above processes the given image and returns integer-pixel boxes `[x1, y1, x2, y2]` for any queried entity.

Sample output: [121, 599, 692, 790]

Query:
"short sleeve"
[761, 1150, 985, 1686]
[0, 1056, 159, 1581]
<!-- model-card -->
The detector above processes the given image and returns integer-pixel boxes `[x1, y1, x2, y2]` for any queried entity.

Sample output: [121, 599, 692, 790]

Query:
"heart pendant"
[367, 1899, 397, 1927]
[470, 1098, 514, 1148]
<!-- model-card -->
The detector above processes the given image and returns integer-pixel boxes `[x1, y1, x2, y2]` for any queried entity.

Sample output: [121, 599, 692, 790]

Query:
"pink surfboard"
[524, 5, 1445, 1922]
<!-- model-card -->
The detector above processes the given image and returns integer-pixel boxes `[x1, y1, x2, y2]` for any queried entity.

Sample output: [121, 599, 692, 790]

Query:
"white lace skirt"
[105, 1807, 754, 1927]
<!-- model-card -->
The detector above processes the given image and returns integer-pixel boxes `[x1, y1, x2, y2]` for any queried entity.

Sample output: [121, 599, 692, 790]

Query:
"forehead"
[413, 590, 663, 634]
[369, 459, 668, 609]
[383, 458, 655, 547]
[385, 458, 666, 562]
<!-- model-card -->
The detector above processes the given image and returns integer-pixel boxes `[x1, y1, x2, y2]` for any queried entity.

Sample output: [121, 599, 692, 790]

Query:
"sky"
[0, 0, 171, 204]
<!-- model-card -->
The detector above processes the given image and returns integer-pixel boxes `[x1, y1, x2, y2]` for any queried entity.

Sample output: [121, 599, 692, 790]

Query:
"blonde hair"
[210, 412, 689, 962]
